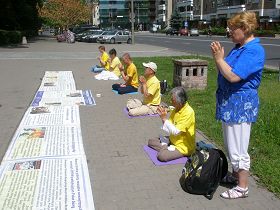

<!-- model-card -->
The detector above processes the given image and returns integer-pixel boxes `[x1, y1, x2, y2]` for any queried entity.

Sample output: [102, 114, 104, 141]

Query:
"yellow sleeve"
[101, 53, 107, 62]
[169, 110, 195, 133]
[177, 113, 194, 132]
[147, 82, 159, 96]
[127, 65, 135, 77]
[110, 57, 118, 68]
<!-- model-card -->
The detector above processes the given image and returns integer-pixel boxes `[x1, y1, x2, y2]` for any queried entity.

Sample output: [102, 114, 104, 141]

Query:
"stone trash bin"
[173, 59, 208, 90]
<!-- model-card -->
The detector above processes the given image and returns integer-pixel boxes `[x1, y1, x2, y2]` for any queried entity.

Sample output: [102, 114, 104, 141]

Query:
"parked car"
[72, 25, 99, 34]
[75, 29, 98, 42]
[179, 28, 189, 36]
[165, 28, 179, 36]
[97, 30, 132, 44]
[82, 30, 104, 43]
[190, 28, 199, 36]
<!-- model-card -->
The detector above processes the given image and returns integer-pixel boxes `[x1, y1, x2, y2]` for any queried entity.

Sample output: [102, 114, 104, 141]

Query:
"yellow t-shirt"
[126, 63, 139, 88]
[143, 75, 161, 105]
[168, 102, 195, 156]
[110, 57, 121, 76]
[101, 52, 110, 70]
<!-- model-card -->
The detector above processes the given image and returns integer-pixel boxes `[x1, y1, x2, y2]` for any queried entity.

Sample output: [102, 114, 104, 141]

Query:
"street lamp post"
[260, 0, 264, 17]
[200, 0, 203, 20]
[131, 0, 135, 44]
[137, 3, 140, 25]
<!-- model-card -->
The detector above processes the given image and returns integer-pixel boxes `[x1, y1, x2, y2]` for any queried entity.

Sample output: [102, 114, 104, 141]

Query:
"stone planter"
[173, 59, 208, 90]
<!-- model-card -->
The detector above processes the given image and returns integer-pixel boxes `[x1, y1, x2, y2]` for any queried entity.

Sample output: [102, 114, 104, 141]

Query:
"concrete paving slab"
[0, 37, 279, 210]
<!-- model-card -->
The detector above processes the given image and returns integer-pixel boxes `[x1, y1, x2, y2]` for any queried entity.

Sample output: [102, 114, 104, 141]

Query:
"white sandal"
[220, 186, 249, 199]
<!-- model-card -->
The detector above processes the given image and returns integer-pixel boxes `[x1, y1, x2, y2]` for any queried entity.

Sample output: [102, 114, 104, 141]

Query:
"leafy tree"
[39, 0, 91, 28]
[170, 9, 183, 30]
[0, 0, 43, 31]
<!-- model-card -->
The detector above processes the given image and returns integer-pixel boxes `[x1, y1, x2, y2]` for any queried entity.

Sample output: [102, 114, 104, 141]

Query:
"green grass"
[133, 56, 280, 197]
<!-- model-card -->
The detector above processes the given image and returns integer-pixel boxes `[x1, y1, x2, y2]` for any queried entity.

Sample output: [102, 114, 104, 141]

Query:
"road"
[135, 32, 280, 69]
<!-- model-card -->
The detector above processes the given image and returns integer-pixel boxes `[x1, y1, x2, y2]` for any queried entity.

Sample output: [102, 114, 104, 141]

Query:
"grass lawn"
[133, 56, 280, 197]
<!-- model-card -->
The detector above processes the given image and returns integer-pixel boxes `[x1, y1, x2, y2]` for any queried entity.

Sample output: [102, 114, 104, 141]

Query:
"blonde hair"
[227, 11, 258, 35]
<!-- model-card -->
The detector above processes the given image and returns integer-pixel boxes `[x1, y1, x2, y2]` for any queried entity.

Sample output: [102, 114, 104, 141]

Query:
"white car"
[190, 28, 199, 36]
[97, 30, 132, 44]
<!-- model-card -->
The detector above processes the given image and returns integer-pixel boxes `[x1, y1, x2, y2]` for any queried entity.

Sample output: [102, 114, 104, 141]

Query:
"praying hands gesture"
[210, 41, 224, 62]
[210, 41, 241, 83]
[157, 106, 167, 123]
[139, 76, 146, 84]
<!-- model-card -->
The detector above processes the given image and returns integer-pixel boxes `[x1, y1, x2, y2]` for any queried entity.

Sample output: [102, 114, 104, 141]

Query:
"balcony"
[179, 11, 193, 19]
[216, 4, 246, 15]
[158, 4, 166, 11]
[176, 0, 193, 7]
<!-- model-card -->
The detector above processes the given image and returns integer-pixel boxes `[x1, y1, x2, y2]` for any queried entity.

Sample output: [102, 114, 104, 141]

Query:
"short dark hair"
[109, 48, 117, 56]
[98, 45, 105, 51]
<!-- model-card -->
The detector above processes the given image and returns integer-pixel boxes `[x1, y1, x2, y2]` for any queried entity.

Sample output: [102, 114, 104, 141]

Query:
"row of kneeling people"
[91, 11, 266, 199]
[90, 46, 196, 163]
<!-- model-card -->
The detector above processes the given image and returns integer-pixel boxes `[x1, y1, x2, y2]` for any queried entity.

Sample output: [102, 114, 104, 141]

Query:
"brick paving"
[0, 36, 279, 210]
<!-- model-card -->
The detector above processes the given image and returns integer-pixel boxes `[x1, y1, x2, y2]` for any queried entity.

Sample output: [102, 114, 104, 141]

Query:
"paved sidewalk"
[0, 37, 279, 210]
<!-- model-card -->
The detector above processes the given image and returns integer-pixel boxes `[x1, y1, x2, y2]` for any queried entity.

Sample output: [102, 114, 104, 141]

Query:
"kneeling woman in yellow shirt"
[148, 86, 196, 162]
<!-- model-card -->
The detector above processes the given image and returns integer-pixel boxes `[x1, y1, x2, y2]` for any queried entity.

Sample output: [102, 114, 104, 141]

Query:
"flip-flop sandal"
[221, 186, 249, 199]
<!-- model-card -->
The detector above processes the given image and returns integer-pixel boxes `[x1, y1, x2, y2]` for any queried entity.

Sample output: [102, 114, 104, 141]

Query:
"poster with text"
[0, 156, 95, 210]
[32, 90, 95, 106]
[20, 106, 80, 126]
[2, 126, 84, 162]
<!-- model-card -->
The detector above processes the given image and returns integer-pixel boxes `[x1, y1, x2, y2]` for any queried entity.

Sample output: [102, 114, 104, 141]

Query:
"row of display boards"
[0, 71, 96, 209]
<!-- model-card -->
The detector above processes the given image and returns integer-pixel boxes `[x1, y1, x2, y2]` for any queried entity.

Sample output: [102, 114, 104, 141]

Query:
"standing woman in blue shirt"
[210, 11, 265, 199]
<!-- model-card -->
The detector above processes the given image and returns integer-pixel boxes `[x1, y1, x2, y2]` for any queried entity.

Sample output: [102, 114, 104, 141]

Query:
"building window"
[212, 1, 215, 8]
[178, 6, 186, 12]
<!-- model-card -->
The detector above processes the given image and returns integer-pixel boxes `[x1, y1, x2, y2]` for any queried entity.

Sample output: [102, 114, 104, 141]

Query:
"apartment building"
[155, 0, 173, 27]
[193, 0, 279, 24]
[98, 0, 157, 30]
[175, 0, 194, 20]
[91, 2, 100, 26]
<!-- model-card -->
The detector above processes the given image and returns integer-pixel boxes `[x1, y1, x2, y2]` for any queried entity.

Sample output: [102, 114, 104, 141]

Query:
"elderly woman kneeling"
[148, 87, 196, 162]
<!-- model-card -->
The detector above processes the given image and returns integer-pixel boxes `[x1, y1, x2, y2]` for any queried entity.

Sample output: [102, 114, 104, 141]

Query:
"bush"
[8, 31, 22, 44]
[0, 30, 22, 45]
[200, 27, 226, 36]
[212, 27, 226, 36]
[21, 30, 38, 37]
[255, 29, 276, 37]
[0, 30, 9, 45]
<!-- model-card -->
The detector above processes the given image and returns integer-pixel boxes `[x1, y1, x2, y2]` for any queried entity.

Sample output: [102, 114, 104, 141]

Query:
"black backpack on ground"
[160, 80, 168, 94]
[179, 148, 228, 200]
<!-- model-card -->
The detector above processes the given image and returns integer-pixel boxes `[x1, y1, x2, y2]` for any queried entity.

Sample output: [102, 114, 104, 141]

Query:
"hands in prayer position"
[210, 41, 225, 62]
[139, 76, 146, 84]
[157, 106, 167, 122]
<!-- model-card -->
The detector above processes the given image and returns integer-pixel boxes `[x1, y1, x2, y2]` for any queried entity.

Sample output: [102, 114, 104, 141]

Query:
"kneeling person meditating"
[148, 87, 196, 162]
[127, 62, 161, 116]
[112, 53, 139, 94]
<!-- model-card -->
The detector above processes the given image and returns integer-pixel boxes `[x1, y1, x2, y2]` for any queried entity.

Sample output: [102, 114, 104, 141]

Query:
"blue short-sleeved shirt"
[216, 38, 265, 123]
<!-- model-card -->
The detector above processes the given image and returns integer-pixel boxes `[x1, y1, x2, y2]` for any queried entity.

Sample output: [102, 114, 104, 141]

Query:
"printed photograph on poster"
[2, 126, 84, 161]
[0, 156, 95, 210]
[32, 90, 96, 106]
[38, 80, 76, 91]
[20, 105, 80, 126]
[39, 71, 76, 91]
[13, 160, 42, 170]
[30, 107, 50, 114]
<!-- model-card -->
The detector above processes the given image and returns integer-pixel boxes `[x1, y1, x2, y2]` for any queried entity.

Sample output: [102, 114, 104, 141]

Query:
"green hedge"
[199, 27, 279, 37]
[201, 27, 226, 36]
[0, 30, 22, 45]
[255, 29, 276, 37]
[21, 30, 38, 38]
